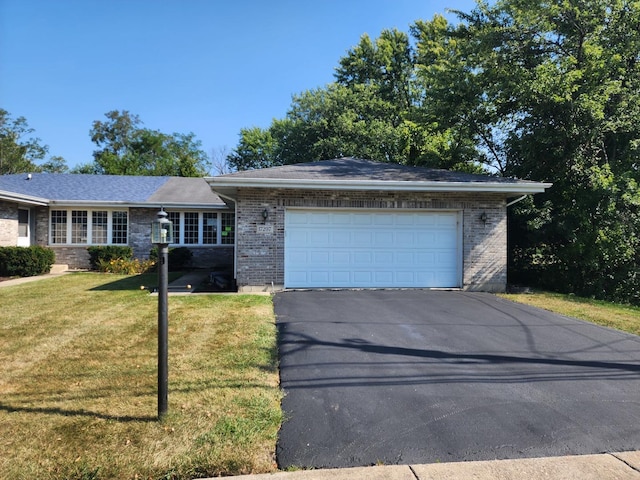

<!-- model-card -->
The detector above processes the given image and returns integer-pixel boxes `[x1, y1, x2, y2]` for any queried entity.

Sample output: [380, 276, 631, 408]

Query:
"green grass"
[0, 273, 282, 479]
[498, 290, 640, 336]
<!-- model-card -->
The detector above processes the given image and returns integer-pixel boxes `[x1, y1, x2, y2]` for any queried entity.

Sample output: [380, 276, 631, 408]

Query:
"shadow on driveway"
[274, 290, 640, 469]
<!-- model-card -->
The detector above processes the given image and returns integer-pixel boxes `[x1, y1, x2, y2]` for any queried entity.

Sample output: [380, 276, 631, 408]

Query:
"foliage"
[95, 257, 155, 274]
[86, 245, 134, 270]
[0, 246, 55, 277]
[149, 246, 193, 271]
[433, 0, 640, 305]
[227, 28, 485, 172]
[0, 109, 68, 174]
[74, 110, 210, 176]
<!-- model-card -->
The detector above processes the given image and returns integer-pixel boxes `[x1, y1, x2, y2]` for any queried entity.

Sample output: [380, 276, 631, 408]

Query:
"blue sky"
[1, 0, 476, 170]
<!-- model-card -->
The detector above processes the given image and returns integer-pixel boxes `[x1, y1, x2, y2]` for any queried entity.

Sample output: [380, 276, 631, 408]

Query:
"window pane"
[203, 213, 217, 244]
[221, 212, 235, 245]
[92, 211, 108, 244]
[18, 209, 29, 237]
[184, 212, 199, 244]
[51, 210, 67, 244]
[168, 212, 180, 244]
[112, 211, 128, 244]
[71, 210, 88, 244]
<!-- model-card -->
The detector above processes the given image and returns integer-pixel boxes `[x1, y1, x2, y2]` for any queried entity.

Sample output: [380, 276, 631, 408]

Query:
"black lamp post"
[151, 208, 173, 419]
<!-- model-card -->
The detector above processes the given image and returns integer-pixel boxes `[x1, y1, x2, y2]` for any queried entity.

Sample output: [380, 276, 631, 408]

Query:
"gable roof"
[0, 173, 226, 208]
[207, 157, 551, 197]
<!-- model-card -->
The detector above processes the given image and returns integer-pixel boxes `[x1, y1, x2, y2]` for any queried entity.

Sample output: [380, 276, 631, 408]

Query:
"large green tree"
[0, 109, 68, 174]
[415, 1, 640, 303]
[76, 110, 210, 177]
[228, 28, 484, 172]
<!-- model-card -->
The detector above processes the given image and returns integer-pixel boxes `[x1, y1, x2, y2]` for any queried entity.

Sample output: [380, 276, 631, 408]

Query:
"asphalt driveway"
[274, 290, 640, 469]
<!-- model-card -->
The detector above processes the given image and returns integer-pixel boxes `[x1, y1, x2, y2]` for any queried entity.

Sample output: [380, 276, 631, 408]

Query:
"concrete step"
[50, 264, 69, 274]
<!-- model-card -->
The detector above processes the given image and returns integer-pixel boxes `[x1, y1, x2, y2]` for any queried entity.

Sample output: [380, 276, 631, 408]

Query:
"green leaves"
[0, 109, 68, 174]
[82, 110, 210, 177]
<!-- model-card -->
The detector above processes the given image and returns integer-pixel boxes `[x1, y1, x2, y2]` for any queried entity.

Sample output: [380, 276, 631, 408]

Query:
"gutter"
[0, 190, 49, 206]
[207, 178, 552, 195]
[48, 200, 229, 209]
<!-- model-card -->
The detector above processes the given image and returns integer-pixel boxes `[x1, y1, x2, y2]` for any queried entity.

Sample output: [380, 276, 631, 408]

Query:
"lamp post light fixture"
[151, 208, 173, 419]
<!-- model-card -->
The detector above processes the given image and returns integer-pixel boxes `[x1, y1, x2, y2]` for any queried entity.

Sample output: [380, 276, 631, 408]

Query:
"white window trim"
[167, 211, 233, 246]
[49, 208, 129, 245]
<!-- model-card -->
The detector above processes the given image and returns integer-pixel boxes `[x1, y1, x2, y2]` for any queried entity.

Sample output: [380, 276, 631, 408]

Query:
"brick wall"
[0, 201, 18, 246]
[235, 188, 507, 292]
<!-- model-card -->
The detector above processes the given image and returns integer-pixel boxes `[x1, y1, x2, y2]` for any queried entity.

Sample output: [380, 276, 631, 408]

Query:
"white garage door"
[284, 210, 460, 288]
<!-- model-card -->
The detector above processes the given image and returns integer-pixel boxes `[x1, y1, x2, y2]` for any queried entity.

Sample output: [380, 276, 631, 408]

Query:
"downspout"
[506, 194, 528, 207]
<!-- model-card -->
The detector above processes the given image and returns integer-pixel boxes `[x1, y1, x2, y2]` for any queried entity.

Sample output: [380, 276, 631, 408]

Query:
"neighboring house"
[1, 158, 551, 292]
[0, 173, 234, 269]
[208, 158, 551, 292]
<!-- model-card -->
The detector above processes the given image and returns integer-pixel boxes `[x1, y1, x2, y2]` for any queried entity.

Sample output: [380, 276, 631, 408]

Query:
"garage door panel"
[353, 232, 372, 246]
[374, 271, 394, 283]
[285, 210, 460, 288]
[353, 214, 373, 225]
[374, 214, 395, 225]
[309, 251, 329, 264]
[374, 232, 394, 246]
[353, 252, 372, 264]
[331, 231, 351, 244]
[395, 232, 415, 246]
[353, 271, 373, 283]
[395, 252, 414, 265]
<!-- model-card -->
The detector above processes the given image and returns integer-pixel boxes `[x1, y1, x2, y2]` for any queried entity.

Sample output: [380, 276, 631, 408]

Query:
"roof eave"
[0, 190, 49, 206]
[207, 178, 552, 195]
[49, 200, 230, 209]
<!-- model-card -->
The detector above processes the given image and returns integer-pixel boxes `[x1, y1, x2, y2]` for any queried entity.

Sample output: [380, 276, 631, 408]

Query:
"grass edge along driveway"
[0, 272, 282, 480]
[498, 291, 640, 337]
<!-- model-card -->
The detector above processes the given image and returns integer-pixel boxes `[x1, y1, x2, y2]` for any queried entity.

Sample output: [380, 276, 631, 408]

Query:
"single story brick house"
[207, 158, 551, 292]
[1, 158, 550, 292]
[0, 173, 234, 269]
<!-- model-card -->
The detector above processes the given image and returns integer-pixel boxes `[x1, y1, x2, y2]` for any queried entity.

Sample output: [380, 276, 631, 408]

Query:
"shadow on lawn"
[0, 402, 157, 422]
[90, 273, 182, 291]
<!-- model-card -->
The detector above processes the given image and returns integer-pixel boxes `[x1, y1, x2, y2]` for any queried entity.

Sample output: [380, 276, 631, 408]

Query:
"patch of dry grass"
[498, 291, 640, 336]
[0, 273, 282, 479]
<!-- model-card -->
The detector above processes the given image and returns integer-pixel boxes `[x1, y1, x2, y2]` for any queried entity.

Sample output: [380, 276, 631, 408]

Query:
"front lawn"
[0, 273, 282, 479]
[499, 291, 640, 336]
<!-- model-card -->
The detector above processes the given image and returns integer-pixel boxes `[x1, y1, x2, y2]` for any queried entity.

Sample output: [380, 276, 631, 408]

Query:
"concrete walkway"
[0, 272, 69, 287]
[211, 451, 640, 479]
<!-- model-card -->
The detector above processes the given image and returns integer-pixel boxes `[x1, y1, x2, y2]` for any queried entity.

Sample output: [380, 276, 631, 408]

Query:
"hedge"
[0, 246, 56, 277]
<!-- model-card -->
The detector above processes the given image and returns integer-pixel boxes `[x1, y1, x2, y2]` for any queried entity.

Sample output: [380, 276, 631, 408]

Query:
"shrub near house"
[0, 246, 55, 277]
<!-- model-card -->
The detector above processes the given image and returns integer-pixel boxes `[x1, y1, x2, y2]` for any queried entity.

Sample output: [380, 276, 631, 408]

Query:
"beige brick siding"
[235, 188, 508, 292]
[0, 201, 19, 246]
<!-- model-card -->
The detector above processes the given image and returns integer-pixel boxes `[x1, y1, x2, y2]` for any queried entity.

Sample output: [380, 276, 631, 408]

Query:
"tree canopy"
[0, 109, 68, 174]
[228, 0, 640, 305]
[74, 110, 210, 177]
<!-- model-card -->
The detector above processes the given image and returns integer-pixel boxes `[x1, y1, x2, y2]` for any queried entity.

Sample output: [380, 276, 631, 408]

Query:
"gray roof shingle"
[216, 157, 535, 184]
[0, 173, 225, 206]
